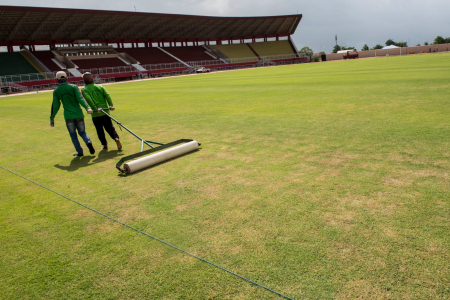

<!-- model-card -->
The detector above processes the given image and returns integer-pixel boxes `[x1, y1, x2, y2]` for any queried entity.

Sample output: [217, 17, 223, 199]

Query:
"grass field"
[1, 53, 449, 299]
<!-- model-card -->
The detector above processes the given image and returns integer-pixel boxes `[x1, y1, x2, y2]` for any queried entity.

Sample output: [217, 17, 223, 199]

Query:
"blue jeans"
[65, 118, 92, 155]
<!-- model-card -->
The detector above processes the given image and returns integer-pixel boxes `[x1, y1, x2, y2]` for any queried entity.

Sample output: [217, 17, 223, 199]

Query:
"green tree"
[332, 45, 341, 53]
[416, 43, 421, 46]
[386, 39, 395, 46]
[434, 36, 445, 44]
[299, 46, 313, 56]
[385, 39, 407, 47]
[341, 46, 355, 50]
[371, 44, 383, 50]
[424, 42, 429, 45]
[361, 44, 369, 51]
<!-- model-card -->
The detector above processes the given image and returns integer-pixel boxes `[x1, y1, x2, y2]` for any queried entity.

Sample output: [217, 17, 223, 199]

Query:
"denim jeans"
[65, 118, 92, 155]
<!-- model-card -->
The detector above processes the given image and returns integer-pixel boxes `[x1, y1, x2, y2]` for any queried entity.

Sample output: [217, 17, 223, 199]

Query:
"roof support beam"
[8, 11, 30, 41]
[215, 18, 239, 39]
[51, 13, 78, 40]
[88, 14, 120, 39]
[136, 17, 163, 39]
[29, 12, 54, 41]
[276, 18, 289, 35]
[105, 16, 139, 40]
[119, 18, 150, 40]
[167, 18, 203, 40]
[70, 15, 95, 40]
[141, 17, 179, 40]
[288, 17, 299, 35]
[228, 19, 254, 39]
[265, 18, 280, 35]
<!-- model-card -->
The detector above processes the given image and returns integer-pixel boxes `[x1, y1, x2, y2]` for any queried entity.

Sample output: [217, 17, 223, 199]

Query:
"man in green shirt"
[81, 72, 122, 151]
[50, 71, 95, 156]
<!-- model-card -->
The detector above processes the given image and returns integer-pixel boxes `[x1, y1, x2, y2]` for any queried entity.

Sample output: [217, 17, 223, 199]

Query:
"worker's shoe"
[73, 153, 83, 157]
[87, 142, 95, 155]
[115, 139, 122, 151]
[102, 145, 108, 150]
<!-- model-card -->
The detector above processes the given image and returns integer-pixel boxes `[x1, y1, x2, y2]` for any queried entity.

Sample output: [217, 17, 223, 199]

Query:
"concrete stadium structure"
[0, 6, 307, 93]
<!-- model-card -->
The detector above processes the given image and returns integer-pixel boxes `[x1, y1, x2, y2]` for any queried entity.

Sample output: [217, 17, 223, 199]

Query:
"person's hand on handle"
[87, 108, 93, 114]
[109, 106, 115, 111]
[97, 108, 103, 112]
[50, 120, 54, 127]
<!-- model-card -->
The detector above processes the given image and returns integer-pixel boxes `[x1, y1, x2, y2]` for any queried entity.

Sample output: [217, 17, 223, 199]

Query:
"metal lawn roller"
[100, 109, 200, 174]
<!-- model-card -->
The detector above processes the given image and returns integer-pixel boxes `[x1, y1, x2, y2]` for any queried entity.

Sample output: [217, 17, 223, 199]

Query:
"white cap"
[56, 71, 67, 80]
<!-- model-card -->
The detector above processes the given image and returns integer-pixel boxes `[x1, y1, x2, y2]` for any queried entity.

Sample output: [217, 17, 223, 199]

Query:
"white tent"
[382, 45, 400, 49]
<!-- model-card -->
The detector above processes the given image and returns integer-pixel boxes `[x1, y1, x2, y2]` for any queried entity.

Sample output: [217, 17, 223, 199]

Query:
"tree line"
[299, 36, 450, 56]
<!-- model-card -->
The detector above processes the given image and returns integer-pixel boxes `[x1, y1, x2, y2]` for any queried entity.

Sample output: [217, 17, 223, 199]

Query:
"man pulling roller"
[81, 72, 122, 151]
[50, 71, 95, 157]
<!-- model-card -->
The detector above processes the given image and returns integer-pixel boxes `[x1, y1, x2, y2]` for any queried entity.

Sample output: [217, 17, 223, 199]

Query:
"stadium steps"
[123, 48, 178, 65]
[209, 43, 258, 60]
[246, 43, 261, 59]
[67, 68, 83, 77]
[0, 52, 40, 76]
[132, 64, 147, 71]
[204, 45, 228, 61]
[32, 51, 66, 72]
[52, 58, 66, 69]
[202, 47, 218, 59]
[20, 50, 51, 74]
[249, 40, 296, 57]
[118, 56, 131, 65]
[163, 46, 217, 62]
[73, 58, 128, 69]
[157, 47, 190, 67]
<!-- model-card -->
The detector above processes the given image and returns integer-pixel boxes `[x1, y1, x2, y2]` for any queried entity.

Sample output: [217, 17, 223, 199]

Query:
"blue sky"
[3, 0, 449, 53]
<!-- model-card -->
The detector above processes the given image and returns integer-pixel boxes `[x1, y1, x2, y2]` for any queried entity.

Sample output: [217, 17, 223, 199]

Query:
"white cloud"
[4, 0, 450, 52]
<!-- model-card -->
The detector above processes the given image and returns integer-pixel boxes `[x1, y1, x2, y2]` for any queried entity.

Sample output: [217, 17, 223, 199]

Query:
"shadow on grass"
[54, 150, 124, 172]
[118, 149, 201, 177]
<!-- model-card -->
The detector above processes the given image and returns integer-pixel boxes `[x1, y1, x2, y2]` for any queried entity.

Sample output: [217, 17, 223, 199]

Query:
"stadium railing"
[0, 53, 308, 87]
[79, 65, 138, 76]
[1, 71, 59, 84]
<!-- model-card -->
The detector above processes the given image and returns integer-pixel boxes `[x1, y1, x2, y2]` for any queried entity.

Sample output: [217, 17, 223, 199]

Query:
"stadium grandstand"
[0, 5, 306, 94]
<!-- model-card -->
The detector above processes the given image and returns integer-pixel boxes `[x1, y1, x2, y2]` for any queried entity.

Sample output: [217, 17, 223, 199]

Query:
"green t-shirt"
[81, 84, 113, 118]
[50, 83, 88, 120]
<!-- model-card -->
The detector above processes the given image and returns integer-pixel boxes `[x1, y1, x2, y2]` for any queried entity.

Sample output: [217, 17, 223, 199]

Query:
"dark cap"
[82, 72, 92, 78]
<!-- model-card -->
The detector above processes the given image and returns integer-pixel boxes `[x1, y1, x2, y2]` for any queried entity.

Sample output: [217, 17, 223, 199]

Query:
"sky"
[2, 0, 449, 53]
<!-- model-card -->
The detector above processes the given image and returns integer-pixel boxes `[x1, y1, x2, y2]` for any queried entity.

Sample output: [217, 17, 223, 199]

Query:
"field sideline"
[1, 53, 449, 299]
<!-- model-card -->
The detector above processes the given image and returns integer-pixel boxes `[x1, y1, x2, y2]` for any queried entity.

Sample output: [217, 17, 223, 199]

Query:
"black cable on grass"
[0, 165, 294, 300]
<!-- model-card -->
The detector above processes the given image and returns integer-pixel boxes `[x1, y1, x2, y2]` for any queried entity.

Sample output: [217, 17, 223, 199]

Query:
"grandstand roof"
[0, 6, 302, 46]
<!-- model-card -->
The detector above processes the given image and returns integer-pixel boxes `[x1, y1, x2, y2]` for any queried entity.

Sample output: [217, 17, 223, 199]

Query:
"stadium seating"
[72, 58, 128, 69]
[122, 48, 178, 65]
[0, 52, 39, 76]
[209, 44, 258, 59]
[162, 46, 216, 62]
[32, 51, 63, 72]
[249, 40, 296, 57]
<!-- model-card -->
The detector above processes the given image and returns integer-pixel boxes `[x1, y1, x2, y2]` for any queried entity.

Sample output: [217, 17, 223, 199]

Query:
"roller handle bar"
[99, 108, 164, 148]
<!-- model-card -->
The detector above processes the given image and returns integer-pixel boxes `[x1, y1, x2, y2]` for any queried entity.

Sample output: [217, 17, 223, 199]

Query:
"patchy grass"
[1, 53, 450, 299]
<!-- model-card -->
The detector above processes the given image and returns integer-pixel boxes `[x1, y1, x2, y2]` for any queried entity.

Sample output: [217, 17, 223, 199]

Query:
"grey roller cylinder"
[124, 140, 199, 174]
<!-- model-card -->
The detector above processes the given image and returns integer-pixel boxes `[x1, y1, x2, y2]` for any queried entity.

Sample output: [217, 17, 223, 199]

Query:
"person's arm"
[102, 86, 113, 107]
[50, 90, 61, 122]
[75, 86, 89, 110]
[82, 87, 97, 111]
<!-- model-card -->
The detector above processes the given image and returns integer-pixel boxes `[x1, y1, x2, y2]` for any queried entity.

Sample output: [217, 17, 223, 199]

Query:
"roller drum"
[124, 140, 199, 173]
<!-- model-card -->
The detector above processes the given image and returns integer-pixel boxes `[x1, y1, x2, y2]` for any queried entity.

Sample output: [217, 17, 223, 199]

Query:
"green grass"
[1, 53, 449, 299]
